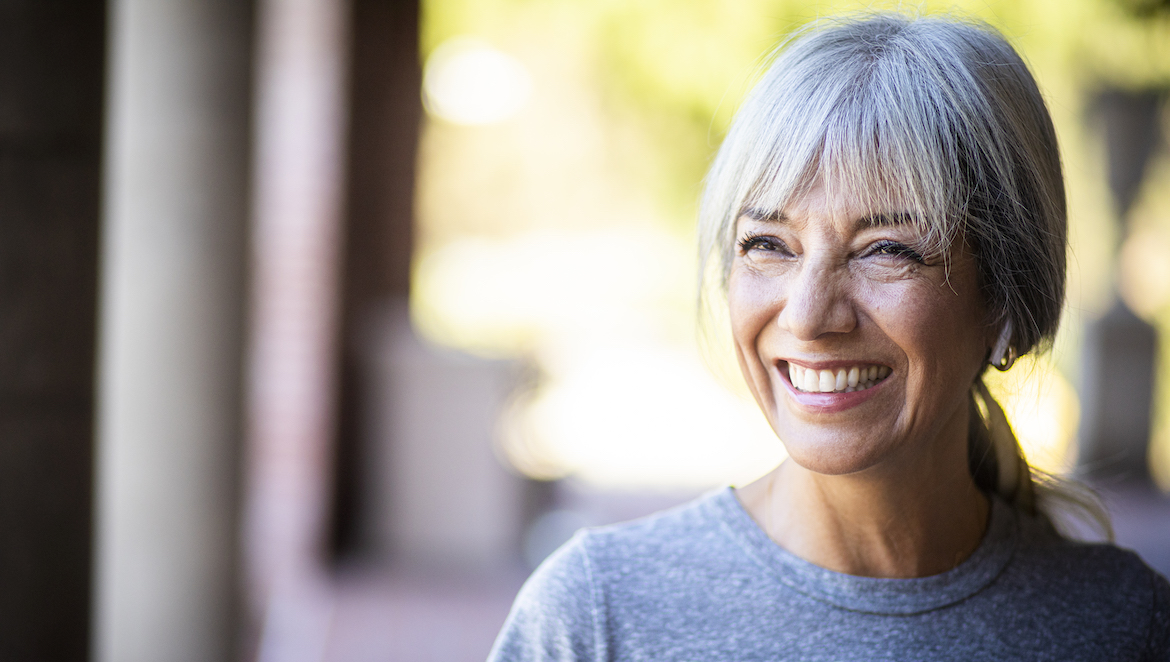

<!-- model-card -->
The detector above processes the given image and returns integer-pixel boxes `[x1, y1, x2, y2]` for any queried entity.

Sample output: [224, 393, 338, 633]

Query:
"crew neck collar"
[707, 486, 1017, 615]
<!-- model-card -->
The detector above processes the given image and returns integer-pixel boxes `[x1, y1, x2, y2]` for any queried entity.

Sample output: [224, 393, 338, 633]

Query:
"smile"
[787, 363, 891, 394]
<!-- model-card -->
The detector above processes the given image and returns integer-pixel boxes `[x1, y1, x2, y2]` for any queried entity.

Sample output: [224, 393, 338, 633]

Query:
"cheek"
[887, 285, 986, 383]
[727, 268, 781, 354]
[727, 267, 786, 409]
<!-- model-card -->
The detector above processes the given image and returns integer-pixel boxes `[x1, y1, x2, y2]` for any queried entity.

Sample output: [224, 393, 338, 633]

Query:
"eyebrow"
[739, 208, 918, 228]
[740, 207, 787, 223]
[857, 211, 918, 228]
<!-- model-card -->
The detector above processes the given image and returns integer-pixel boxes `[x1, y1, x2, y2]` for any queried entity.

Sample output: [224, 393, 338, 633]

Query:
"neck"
[739, 419, 990, 578]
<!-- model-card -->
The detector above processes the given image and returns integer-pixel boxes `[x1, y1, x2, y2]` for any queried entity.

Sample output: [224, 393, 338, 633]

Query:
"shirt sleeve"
[1144, 567, 1170, 661]
[487, 531, 605, 662]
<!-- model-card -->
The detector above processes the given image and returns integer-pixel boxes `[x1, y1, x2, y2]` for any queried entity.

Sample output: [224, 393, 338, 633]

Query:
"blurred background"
[2, 0, 1169, 660]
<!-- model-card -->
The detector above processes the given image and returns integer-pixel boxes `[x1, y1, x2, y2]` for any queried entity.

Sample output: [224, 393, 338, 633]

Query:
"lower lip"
[779, 365, 887, 413]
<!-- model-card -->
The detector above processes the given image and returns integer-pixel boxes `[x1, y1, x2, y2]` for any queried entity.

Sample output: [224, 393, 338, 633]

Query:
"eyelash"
[737, 232, 787, 254]
[737, 234, 926, 264]
[868, 240, 926, 263]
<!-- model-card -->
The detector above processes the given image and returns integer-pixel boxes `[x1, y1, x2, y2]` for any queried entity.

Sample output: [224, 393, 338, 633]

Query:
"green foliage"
[420, 0, 1168, 228]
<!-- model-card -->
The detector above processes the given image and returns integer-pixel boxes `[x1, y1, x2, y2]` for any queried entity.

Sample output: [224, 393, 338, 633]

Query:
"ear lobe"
[990, 318, 1016, 371]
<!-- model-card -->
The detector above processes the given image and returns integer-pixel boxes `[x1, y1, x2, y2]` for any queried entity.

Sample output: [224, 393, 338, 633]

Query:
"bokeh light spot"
[423, 38, 532, 125]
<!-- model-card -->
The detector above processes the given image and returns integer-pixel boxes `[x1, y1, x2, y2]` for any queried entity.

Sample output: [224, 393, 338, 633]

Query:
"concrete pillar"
[0, 2, 106, 659]
[93, 1, 253, 660]
[1077, 89, 1164, 484]
[242, 0, 350, 658]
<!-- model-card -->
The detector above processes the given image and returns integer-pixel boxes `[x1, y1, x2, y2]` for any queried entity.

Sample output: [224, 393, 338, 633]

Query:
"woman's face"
[728, 182, 993, 476]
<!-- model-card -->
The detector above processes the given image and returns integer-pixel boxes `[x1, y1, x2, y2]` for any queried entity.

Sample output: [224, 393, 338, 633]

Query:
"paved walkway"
[319, 565, 525, 662]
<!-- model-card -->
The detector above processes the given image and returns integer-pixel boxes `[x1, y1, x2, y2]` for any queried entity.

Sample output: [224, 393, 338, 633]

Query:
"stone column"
[1077, 89, 1164, 484]
[0, 2, 106, 659]
[242, 0, 350, 659]
[93, 1, 253, 660]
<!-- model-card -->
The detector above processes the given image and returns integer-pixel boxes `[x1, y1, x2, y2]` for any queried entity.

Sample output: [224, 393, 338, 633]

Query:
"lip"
[777, 359, 890, 413]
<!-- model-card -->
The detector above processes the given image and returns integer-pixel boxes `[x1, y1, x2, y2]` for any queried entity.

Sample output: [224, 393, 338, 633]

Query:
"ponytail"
[967, 376, 1113, 541]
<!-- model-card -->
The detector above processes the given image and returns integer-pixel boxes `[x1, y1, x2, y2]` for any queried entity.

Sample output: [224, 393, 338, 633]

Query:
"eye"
[866, 240, 925, 263]
[737, 232, 791, 255]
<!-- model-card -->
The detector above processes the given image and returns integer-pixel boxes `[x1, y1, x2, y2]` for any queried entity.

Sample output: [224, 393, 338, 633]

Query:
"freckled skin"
[729, 185, 992, 477]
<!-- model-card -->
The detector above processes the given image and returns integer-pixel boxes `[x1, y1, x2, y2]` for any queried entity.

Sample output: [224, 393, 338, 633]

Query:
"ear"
[990, 318, 1016, 371]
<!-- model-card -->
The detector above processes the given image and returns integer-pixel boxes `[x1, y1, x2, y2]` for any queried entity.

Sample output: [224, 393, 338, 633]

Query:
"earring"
[990, 319, 1016, 372]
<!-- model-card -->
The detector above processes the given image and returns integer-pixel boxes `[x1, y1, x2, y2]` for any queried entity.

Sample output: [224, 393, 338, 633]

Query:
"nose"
[776, 257, 857, 341]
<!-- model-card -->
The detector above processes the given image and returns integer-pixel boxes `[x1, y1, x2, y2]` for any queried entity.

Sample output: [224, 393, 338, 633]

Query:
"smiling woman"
[488, 13, 1170, 661]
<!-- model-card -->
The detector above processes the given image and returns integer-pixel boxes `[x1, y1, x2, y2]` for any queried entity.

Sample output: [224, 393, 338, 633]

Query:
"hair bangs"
[726, 37, 966, 273]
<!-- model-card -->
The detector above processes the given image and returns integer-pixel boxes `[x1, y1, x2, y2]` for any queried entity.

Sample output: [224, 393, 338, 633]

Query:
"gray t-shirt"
[488, 488, 1170, 661]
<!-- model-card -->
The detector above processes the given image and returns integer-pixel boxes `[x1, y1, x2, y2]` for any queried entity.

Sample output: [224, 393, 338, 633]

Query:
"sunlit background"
[411, 0, 1170, 491]
[58, 1, 1169, 660]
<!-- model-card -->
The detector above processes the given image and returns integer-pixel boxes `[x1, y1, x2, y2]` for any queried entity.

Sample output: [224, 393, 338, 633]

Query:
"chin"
[774, 422, 895, 476]
[784, 449, 884, 477]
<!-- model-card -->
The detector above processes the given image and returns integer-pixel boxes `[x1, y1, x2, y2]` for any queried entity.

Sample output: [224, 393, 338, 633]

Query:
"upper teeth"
[788, 363, 890, 393]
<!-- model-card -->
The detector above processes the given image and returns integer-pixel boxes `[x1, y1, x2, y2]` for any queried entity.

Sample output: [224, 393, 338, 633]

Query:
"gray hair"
[700, 13, 1109, 537]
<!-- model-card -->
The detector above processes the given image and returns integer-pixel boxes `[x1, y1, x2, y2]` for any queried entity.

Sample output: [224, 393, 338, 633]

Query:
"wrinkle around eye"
[849, 252, 928, 284]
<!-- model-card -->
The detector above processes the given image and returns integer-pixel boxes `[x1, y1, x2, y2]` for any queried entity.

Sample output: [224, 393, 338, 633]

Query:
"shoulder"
[1005, 515, 1170, 659]
[487, 531, 602, 662]
[572, 488, 761, 598]
[487, 489, 745, 662]
[579, 488, 737, 564]
[1145, 565, 1170, 659]
[1012, 515, 1158, 594]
